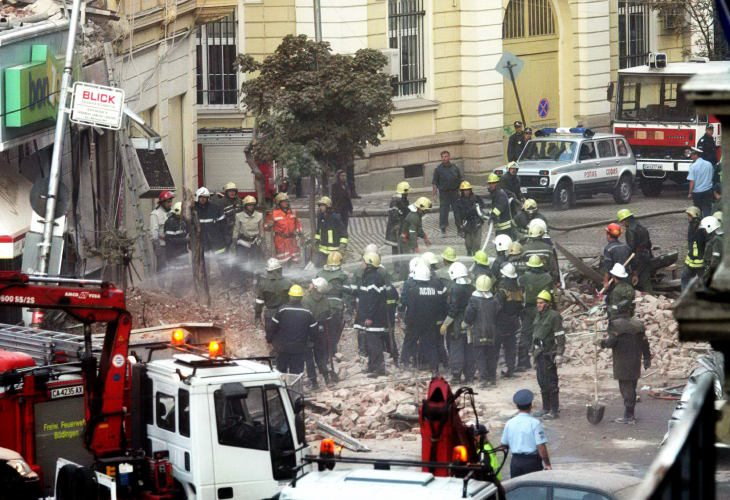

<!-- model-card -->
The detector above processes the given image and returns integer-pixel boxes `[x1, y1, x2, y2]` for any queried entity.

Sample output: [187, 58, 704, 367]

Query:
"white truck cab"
[137, 353, 310, 500]
[282, 469, 499, 500]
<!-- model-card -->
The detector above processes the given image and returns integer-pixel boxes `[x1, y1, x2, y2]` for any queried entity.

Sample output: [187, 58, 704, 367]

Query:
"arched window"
[503, 0, 555, 39]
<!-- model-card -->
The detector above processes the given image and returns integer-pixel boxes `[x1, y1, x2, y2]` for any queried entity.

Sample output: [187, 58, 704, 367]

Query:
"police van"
[498, 128, 637, 210]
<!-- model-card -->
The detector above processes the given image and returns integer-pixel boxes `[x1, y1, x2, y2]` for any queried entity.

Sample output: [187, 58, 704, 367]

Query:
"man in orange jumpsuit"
[267, 192, 303, 266]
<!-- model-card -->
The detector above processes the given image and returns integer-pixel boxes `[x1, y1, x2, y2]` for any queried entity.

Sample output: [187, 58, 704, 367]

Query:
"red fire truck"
[612, 55, 729, 197]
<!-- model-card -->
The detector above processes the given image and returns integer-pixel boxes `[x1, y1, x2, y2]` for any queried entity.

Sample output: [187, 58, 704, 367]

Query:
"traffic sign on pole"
[69, 82, 125, 130]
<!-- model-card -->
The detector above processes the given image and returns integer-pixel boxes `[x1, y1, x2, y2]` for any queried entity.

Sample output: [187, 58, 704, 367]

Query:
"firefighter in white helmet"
[150, 190, 175, 284]
[701, 215, 722, 281]
[233, 195, 265, 289]
[192, 187, 228, 280]
[491, 234, 513, 287]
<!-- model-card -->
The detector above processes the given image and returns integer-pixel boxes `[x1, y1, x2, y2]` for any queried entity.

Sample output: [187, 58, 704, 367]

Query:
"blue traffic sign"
[538, 98, 550, 118]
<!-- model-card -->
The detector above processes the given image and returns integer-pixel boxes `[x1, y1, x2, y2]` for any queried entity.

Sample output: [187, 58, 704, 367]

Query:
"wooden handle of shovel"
[597, 253, 635, 295]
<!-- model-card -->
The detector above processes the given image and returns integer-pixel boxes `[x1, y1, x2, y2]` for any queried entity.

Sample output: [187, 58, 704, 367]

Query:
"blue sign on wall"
[538, 98, 550, 119]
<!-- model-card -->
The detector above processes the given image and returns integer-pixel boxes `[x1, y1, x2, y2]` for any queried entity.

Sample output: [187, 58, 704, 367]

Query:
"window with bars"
[196, 13, 238, 107]
[503, 0, 555, 39]
[618, 0, 650, 69]
[388, 0, 426, 99]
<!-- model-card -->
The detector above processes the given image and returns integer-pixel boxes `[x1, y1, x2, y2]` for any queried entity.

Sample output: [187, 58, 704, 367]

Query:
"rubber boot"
[532, 392, 551, 418]
[514, 346, 528, 373]
[323, 372, 331, 387]
[616, 406, 636, 424]
[543, 392, 560, 420]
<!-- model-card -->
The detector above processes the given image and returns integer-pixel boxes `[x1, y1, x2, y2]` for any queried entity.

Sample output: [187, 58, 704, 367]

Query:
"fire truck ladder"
[0, 323, 103, 366]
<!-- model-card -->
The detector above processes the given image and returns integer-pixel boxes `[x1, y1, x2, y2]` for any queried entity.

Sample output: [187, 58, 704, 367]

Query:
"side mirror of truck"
[221, 382, 248, 400]
[607, 82, 615, 102]
[293, 395, 304, 414]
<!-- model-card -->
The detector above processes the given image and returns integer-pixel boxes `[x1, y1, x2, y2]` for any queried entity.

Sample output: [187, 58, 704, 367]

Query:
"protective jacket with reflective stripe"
[354, 267, 388, 332]
[266, 207, 302, 262]
[685, 222, 707, 268]
[316, 212, 348, 254]
[317, 267, 350, 311]
[447, 282, 475, 338]
[603, 240, 632, 274]
[513, 210, 546, 238]
[216, 195, 244, 246]
[488, 187, 513, 231]
[704, 233, 723, 275]
[192, 202, 227, 253]
[255, 275, 294, 318]
[385, 195, 409, 246]
[404, 280, 447, 332]
[269, 303, 318, 353]
[163, 215, 188, 261]
[532, 308, 565, 357]
[464, 292, 500, 346]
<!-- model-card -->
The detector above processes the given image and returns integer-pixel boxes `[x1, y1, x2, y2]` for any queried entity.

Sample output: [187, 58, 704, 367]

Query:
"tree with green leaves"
[647, 0, 728, 60]
[236, 35, 394, 198]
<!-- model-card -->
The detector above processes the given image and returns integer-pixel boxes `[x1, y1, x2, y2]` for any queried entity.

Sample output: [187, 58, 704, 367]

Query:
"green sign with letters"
[3, 45, 63, 128]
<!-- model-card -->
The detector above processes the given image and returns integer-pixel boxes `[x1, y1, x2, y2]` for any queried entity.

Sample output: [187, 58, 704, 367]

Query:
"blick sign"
[69, 82, 125, 130]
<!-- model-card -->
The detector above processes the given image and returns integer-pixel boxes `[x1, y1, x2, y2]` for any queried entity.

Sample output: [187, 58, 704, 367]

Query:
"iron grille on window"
[388, 0, 426, 99]
[528, 0, 555, 36]
[196, 13, 238, 106]
[619, 0, 650, 69]
[504, 0, 554, 39]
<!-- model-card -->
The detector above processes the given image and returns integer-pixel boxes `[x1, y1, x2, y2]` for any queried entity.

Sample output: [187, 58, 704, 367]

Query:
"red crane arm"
[0, 272, 132, 458]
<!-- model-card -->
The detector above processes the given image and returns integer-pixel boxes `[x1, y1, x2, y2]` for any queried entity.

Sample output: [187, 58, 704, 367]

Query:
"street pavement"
[293, 183, 693, 267]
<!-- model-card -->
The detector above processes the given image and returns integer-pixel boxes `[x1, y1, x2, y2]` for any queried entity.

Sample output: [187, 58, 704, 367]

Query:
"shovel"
[586, 320, 605, 425]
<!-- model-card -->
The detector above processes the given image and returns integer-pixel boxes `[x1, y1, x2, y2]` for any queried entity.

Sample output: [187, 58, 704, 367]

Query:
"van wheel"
[552, 181, 573, 210]
[613, 174, 633, 204]
[640, 178, 663, 197]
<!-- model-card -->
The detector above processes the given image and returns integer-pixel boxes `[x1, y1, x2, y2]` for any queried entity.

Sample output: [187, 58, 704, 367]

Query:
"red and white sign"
[70, 82, 125, 130]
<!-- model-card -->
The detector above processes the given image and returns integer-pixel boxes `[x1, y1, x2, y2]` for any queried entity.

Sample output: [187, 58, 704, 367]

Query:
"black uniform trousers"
[277, 352, 305, 375]
[449, 334, 475, 382]
[365, 331, 386, 374]
[418, 326, 442, 372]
[535, 352, 559, 411]
[474, 344, 497, 382]
[402, 325, 418, 367]
[439, 190, 461, 230]
[510, 453, 543, 479]
[693, 189, 714, 218]
[619, 379, 638, 416]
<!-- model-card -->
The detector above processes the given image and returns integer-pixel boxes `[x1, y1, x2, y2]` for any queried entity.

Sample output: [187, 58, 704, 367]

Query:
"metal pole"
[507, 63, 527, 127]
[309, 0, 323, 262]
[38, 0, 83, 276]
[313, 0, 322, 43]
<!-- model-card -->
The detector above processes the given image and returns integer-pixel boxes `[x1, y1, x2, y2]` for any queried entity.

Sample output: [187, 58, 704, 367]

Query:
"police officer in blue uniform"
[500, 389, 553, 478]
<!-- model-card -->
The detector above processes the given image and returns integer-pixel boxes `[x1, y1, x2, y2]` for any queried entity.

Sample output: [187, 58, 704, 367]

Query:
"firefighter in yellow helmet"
[217, 182, 244, 249]
[455, 181, 487, 255]
[516, 255, 553, 372]
[398, 197, 433, 279]
[314, 196, 348, 267]
[266, 192, 303, 266]
[233, 195, 265, 288]
[513, 199, 547, 241]
[682, 206, 707, 292]
[487, 173, 515, 238]
[317, 251, 351, 353]
[355, 253, 391, 377]
[531, 290, 565, 420]
[386, 181, 412, 278]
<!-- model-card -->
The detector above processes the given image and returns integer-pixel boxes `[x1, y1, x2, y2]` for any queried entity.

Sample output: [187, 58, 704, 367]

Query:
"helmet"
[266, 258, 282, 271]
[414, 263, 432, 282]
[243, 195, 257, 205]
[528, 224, 545, 238]
[487, 173, 500, 184]
[529, 218, 548, 234]
[318, 196, 333, 208]
[494, 234, 513, 252]
[311, 277, 330, 293]
[327, 251, 343, 267]
[224, 182, 237, 191]
[605, 223, 622, 237]
[701, 216, 720, 234]
[501, 263, 517, 279]
[714, 211, 723, 225]
[507, 161, 518, 171]
[289, 285, 304, 297]
[610, 263, 628, 279]
[475, 274, 493, 292]
[408, 257, 420, 277]
[441, 247, 458, 262]
[159, 190, 175, 201]
[536, 290, 552, 302]
[363, 243, 380, 256]
[473, 250, 489, 266]
[274, 192, 290, 205]
[396, 181, 411, 194]
[421, 252, 439, 266]
[363, 253, 381, 268]
[415, 197, 432, 210]
[617, 209, 633, 222]
[523, 199, 537, 212]
[194, 187, 210, 202]
[172, 202, 182, 215]
[527, 255, 543, 268]
[448, 262, 469, 280]
[686, 207, 702, 219]
[460, 181, 473, 190]
[508, 241, 523, 256]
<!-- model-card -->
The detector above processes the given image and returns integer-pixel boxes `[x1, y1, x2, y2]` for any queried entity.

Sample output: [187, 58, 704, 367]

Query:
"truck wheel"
[640, 178, 663, 197]
[72, 467, 98, 500]
[552, 181, 573, 210]
[55, 464, 78, 500]
[613, 174, 633, 204]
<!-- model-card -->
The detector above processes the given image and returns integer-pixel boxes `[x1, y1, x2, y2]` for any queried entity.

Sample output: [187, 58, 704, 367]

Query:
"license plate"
[51, 386, 83, 399]
[520, 187, 528, 193]
[643, 164, 663, 170]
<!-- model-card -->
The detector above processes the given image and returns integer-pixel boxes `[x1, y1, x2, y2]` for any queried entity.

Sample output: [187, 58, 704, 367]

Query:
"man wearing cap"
[501, 389, 552, 478]
[688, 147, 715, 217]
[432, 151, 463, 237]
[500, 162, 524, 202]
[508, 121, 527, 163]
[697, 124, 718, 168]
[618, 209, 653, 294]
[602, 223, 632, 291]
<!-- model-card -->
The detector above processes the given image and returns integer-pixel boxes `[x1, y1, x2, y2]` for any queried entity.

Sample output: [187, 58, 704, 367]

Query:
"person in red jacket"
[266, 192, 303, 265]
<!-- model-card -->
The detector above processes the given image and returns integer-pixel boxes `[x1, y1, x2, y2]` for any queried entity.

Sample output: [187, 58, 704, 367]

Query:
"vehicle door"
[596, 138, 619, 189]
[574, 141, 601, 191]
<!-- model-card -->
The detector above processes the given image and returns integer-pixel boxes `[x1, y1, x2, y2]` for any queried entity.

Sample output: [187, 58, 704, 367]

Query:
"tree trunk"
[244, 121, 267, 204]
[184, 188, 211, 307]
[309, 175, 317, 264]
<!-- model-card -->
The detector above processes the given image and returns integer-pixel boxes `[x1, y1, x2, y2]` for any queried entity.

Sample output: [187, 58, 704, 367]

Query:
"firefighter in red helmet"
[602, 223, 632, 291]
[150, 190, 175, 285]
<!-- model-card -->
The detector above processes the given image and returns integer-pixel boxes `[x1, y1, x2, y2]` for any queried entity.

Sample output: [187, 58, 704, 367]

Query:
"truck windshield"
[520, 140, 577, 162]
[214, 386, 269, 450]
[616, 74, 697, 122]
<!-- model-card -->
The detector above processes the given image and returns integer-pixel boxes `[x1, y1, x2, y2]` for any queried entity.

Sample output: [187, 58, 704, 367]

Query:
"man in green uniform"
[317, 251, 350, 352]
[522, 224, 558, 283]
[437, 247, 459, 291]
[398, 197, 433, 278]
[516, 255, 553, 372]
[701, 216, 723, 282]
[618, 209, 654, 294]
[507, 241, 527, 278]
[606, 264, 635, 322]
[303, 278, 335, 386]
[682, 206, 707, 291]
[531, 290, 565, 420]
[256, 258, 295, 348]
[473, 251, 494, 280]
